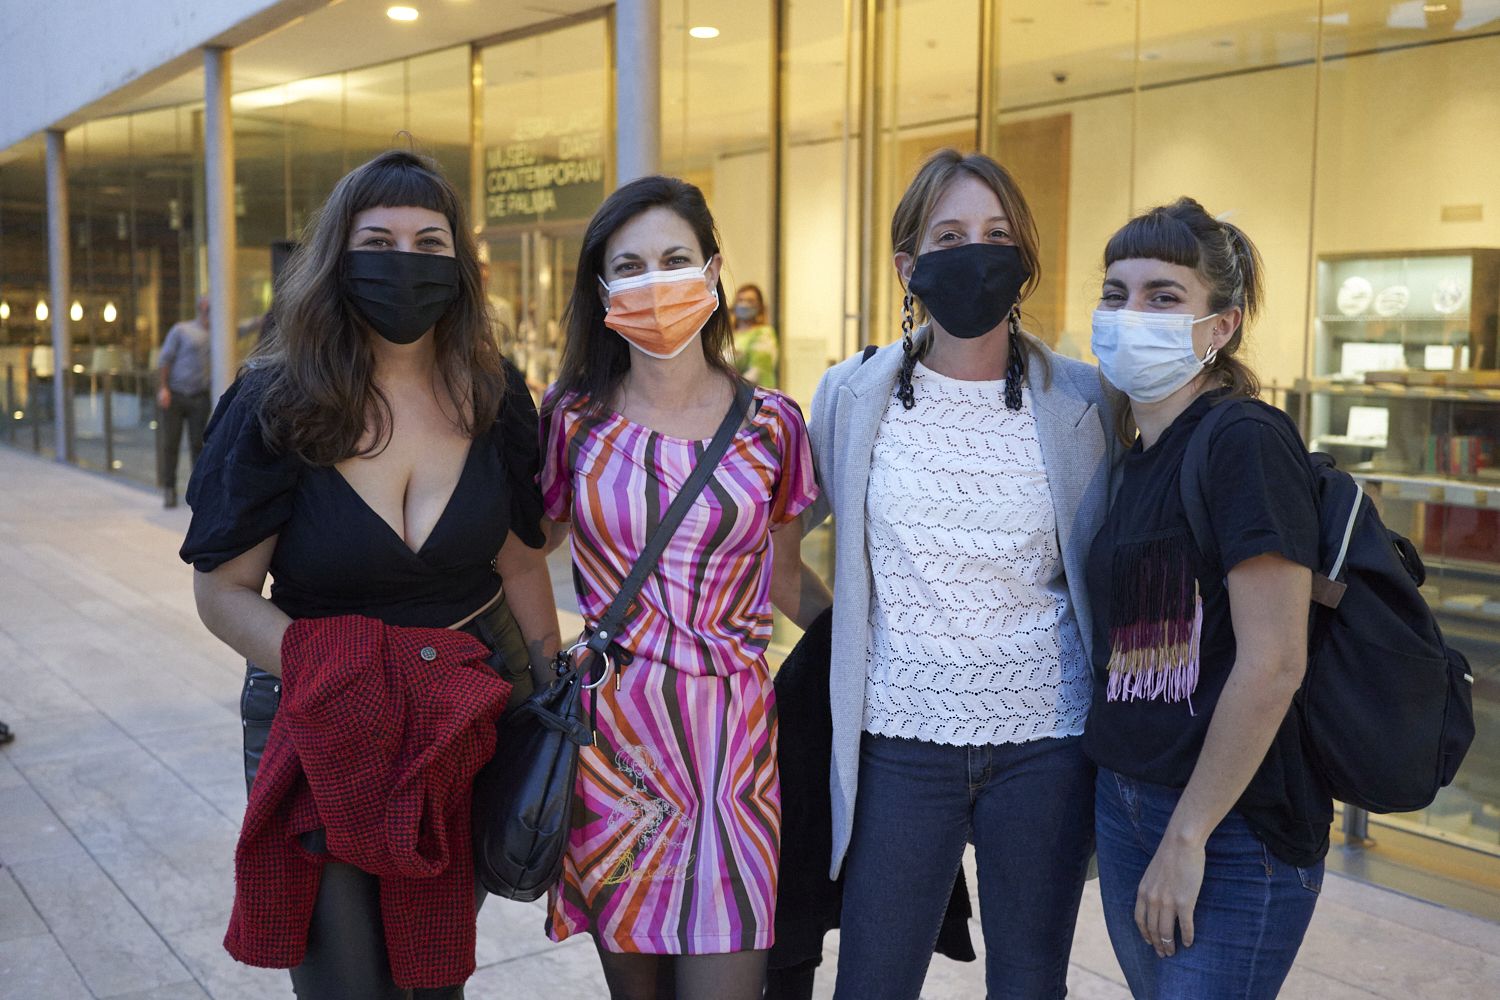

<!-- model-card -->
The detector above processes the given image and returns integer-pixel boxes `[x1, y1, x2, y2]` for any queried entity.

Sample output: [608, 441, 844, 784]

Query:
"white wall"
[0, 0, 307, 148]
[710, 149, 773, 305]
[1315, 36, 1500, 255]
[1020, 33, 1500, 391]
[780, 139, 850, 406]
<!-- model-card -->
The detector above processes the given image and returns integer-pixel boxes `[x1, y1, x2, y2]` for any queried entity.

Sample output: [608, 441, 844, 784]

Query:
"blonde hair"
[890, 149, 1050, 406]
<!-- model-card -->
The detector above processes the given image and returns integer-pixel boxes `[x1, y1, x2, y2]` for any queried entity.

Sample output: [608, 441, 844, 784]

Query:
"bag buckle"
[565, 639, 617, 691]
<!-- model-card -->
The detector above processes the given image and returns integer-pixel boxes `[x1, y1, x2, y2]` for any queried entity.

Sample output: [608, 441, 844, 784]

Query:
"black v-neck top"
[180, 362, 545, 629]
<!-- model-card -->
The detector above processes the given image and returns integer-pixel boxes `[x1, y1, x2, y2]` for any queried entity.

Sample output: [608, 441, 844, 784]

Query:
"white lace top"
[862, 362, 1090, 746]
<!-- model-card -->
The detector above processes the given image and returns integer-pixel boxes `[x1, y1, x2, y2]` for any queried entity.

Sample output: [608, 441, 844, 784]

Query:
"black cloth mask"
[343, 250, 460, 345]
[907, 243, 1030, 339]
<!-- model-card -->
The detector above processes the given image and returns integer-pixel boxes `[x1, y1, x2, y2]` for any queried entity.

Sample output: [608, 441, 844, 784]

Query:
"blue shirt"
[159, 320, 211, 394]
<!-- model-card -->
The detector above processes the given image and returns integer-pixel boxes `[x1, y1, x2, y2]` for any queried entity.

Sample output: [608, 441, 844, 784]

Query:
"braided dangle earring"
[1003, 305, 1025, 411]
[897, 291, 917, 410]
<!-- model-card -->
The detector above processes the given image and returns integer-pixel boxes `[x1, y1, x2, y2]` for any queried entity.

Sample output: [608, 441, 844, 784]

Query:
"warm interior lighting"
[35, 301, 48, 322]
[69, 301, 83, 322]
[387, 5, 419, 21]
[102, 302, 118, 323]
[71, 364, 84, 374]
[1423, 3, 1449, 11]
[0, 301, 9, 321]
[688, 26, 720, 39]
[12, 411, 22, 420]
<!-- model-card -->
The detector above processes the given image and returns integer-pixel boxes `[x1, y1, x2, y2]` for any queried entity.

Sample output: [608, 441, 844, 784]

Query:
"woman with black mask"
[803, 149, 1121, 999]
[180, 149, 561, 999]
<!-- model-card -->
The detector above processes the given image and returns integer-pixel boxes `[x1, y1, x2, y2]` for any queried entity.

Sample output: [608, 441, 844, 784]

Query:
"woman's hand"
[769, 523, 832, 629]
[1136, 552, 1311, 959]
[1135, 832, 1206, 957]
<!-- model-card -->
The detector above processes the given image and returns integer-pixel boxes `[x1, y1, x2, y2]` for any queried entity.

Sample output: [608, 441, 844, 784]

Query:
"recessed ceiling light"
[70, 301, 83, 322]
[689, 26, 719, 39]
[0, 301, 9, 321]
[1423, 3, 1449, 11]
[387, 6, 419, 22]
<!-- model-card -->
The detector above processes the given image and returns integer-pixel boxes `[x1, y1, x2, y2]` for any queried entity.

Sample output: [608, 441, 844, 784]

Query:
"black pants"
[159, 389, 209, 492]
[239, 600, 532, 999]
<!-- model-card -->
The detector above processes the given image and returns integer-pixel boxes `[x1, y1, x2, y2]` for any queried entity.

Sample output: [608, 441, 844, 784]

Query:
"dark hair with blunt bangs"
[547, 175, 740, 418]
[248, 148, 508, 466]
[1103, 196, 1264, 402]
[889, 149, 1051, 404]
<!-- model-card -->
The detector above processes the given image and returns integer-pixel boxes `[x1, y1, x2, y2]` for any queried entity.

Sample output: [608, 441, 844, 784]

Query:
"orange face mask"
[600, 262, 719, 359]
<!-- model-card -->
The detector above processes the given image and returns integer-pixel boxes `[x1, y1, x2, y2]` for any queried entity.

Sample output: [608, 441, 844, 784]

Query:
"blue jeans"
[834, 733, 1095, 1000]
[1095, 769, 1322, 1000]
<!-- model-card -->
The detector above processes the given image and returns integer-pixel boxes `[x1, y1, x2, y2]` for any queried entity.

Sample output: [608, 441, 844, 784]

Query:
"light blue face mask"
[1091, 308, 1221, 403]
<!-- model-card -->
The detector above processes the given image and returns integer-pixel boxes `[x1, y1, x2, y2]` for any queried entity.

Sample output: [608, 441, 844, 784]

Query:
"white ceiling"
[70, 0, 1500, 161]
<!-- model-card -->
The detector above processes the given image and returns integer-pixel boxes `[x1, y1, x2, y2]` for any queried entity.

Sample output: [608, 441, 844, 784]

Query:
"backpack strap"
[1177, 398, 1243, 572]
[1178, 397, 1353, 608]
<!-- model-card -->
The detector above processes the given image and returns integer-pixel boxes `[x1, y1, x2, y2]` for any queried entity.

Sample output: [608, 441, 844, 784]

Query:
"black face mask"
[907, 242, 1030, 339]
[343, 250, 460, 345]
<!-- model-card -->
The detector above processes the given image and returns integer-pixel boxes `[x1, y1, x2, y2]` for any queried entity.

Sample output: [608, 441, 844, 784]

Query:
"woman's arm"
[1133, 552, 1311, 958]
[494, 530, 563, 689]
[770, 522, 833, 629]
[541, 517, 571, 555]
[193, 536, 292, 674]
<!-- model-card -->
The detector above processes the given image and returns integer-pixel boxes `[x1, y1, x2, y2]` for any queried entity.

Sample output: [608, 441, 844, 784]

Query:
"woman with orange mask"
[536, 175, 831, 1000]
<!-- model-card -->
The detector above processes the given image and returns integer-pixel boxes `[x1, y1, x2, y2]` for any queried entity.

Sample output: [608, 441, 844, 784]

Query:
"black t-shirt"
[1081, 392, 1333, 866]
[179, 362, 545, 629]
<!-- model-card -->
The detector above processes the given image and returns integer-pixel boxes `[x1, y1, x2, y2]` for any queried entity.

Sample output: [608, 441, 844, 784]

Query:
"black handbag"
[472, 383, 756, 901]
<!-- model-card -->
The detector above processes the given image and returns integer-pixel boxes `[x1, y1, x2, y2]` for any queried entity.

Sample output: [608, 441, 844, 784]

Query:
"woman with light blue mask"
[1083, 197, 1330, 999]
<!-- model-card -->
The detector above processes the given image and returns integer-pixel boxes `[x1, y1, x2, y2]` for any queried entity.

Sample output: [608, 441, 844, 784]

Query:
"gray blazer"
[804, 338, 1122, 878]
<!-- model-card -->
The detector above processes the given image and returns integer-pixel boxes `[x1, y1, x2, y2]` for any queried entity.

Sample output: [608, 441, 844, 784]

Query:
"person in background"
[1085, 198, 1330, 999]
[158, 295, 212, 508]
[732, 283, 779, 388]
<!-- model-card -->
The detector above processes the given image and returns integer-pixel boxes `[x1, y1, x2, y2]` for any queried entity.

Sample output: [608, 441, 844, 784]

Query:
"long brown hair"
[547, 175, 739, 417]
[890, 149, 1051, 406]
[248, 149, 508, 465]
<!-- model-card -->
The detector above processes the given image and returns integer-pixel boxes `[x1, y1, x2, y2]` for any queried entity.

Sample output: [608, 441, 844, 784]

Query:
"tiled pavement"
[2, 445, 1499, 999]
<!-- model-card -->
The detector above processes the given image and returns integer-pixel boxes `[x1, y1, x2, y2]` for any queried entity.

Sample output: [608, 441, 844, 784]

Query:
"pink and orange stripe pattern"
[539, 387, 816, 954]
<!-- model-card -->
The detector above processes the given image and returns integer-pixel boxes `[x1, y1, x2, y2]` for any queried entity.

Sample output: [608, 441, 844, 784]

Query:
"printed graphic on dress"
[602, 743, 694, 884]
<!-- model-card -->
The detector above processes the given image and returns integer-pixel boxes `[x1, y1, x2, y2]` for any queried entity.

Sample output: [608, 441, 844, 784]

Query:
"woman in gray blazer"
[803, 150, 1119, 1000]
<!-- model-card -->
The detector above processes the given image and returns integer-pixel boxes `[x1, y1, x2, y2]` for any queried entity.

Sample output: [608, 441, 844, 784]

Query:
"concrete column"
[614, 0, 661, 184]
[45, 129, 73, 462]
[204, 46, 237, 400]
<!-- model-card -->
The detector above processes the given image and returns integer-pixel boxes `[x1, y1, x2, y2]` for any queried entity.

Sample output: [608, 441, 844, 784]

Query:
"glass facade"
[1, 0, 1498, 864]
[0, 135, 51, 457]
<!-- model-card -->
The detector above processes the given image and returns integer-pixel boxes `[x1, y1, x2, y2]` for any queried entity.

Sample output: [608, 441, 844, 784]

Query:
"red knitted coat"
[224, 615, 512, 988]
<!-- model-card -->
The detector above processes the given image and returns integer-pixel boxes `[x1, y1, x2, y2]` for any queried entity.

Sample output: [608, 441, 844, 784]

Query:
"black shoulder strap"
[585, 382, 757, 662]
[1179, 398, 1307, 570]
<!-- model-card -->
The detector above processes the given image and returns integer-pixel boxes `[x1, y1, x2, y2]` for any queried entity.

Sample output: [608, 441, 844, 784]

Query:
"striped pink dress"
[539, 386, 816, 954]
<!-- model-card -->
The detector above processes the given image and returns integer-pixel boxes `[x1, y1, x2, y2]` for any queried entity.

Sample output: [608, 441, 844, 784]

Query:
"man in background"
[157, 295, 212, 508]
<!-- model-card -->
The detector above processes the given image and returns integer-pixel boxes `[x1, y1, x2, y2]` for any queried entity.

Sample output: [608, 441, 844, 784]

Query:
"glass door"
[479, 16, 610, 396]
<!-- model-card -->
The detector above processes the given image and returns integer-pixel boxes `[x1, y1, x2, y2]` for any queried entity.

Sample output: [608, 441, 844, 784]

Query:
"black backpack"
[1179, 398, 1476, 814]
